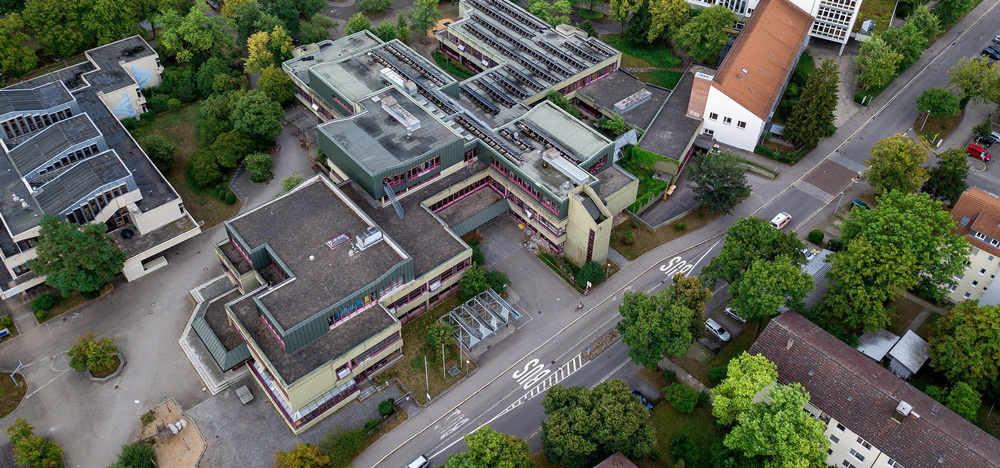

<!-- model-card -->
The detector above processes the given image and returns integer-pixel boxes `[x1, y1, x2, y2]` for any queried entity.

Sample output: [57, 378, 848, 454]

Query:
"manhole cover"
[448, 366, 461, 377]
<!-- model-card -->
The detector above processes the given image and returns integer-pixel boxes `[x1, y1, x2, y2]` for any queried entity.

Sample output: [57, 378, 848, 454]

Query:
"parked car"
[851, 199, 870, 211]
[770, 212, 792, 229]
[802, 248, 817, 262]
[994, 33, 1000, 45]
[982, 46, 1000, 60]
[968, 144, 992, 162]
[406, 456, 430, 468]
[975, 134, 996, 147]
[705, 318, 732, 342]
[632, 390, 653, 411]
[725, 306, 748, 324]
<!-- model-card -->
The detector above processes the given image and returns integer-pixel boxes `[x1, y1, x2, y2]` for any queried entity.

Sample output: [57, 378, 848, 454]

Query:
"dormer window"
[975, 231, 987, 240]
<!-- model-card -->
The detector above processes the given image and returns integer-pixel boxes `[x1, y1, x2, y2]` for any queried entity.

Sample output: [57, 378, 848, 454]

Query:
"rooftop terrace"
[227, 178, 409, 330]
[576, 70, 669, 131]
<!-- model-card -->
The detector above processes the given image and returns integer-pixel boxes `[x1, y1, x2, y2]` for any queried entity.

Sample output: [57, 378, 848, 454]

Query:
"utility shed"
[856, 330, 899, 362]
[888, 330, 929, 379]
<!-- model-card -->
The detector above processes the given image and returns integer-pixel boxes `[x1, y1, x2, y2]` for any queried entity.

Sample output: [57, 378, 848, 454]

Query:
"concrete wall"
[121, 219, 201, 281]
[131, 197, 185, 234]
[702, 87, 765, 151]
[949, 245, 1000, 304]
[564, 185, 613, 266]
[602, 177, 639, 216]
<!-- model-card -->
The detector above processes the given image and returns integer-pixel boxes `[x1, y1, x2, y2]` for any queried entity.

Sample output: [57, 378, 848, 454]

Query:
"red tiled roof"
[593, 453, 638, 468]
[950, 187, 1000, 256]
[711, 0, 813, 120]
[750, 313, 1000, 468]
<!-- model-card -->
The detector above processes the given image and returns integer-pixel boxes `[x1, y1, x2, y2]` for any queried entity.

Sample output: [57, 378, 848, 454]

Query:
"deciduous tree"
[921, 148, 968, 207]
[0, 13, 36, 83]
[784, 59, 840, 148]
[67, 332, 120, 372]
[711, 352, 777, 425]
[266, 0, 301, 36]
[245, 152, 274, 183]
[864, 134, 929, 194]
[444, 426, 534, 468]
[156, 6, 235, 64]
[945, 381, 981, 421]
[673, 6, 735, 64]
[661, 273, 711, 340]
[139, 134, 177, 170]
[932, 0, 973, 25]
[541, 380, 655, 468]
[617, 289, 695, 368]
[196, 57, 238, 98]
[84, 0, 142, 45]
[5, 418, 64, 468]
[230, 92, 284, 144]
[459, 264, 489, 300]
[300, 13, 336, 43]
[190, 148, 223, 186]
[609, 0, 641, 32]
[854, 36, 903, 92]
[728, 256, 813, 325]
[258, 66, 294, 105]
[701, 216, 805, 288]
[724, 384, 829, 468]
[687, 151, 750, 215]
[929, 301, 1000, 390]
[824, 237, 916, 331]
[395, 15, 411, 43]
[529, 0, 572, 26]
[246, 25, 293, 73]
[22, 0, 90, 59]
[29, 215, 126, 295]
[917, 87, 961, 118]
[880, 22, 926, 71]
[356, 0, 392, 13]
[409, 0, 442, 35]
[601, 113, 629, 137]
[647, 0, 688, 42]
[906, 5, 941, 43]
[273, 443, 331, 468]
[948, 56, 1000, 105]
[345, 12, 371, 35]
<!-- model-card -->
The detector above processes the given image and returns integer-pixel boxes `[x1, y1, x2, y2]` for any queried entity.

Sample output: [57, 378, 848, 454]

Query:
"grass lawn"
[610, 206, 719, 260]
[601, 35, 682, 69]
[640, 402, 721, 468]
[914, 312, 940, 341]
[576, 8, 605, 20]
[374, 296, 477, 404]
[888, 295, 925, 336]
[433, 51, 476, 81]
[635, 70, 682, 90]
[37, 283, 114, 323]
[671, 329, 757, 386]
[138, 103, 241, 229]
[915, 111, 964, 144]
[854, 0, 894, 35]
[0, 372, 27, 419]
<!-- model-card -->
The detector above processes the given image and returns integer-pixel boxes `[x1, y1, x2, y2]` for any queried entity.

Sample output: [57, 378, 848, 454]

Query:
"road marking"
[433, 410, 470, 440]
[592, 358, 631, 388]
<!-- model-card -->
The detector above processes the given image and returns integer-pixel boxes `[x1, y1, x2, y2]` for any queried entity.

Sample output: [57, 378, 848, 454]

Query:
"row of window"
[327, 293, 378, 330]
[379, 276, 406, 298]
[38, 144, 101, 176]
[65, 184, 129, 225]
[384, 156, 442, 187]
[812, 22, 849, 41]
[707, 112, 748, 129]
[1, 108, 73, 140]
[349, 331, 401, 368]
[428, 177, 488, 212]
[973, 230, 1000, 247]
[487, 177, 565, 237]
[558, 64, 617, 95]
[815, 6, 854, 27]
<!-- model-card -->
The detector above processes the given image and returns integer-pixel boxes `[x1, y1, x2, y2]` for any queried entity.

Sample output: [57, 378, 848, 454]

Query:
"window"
[992, 239, 1000, 247]
[708, 112, 718, 120]
[965, 292, 972, 298]
[841, 462, 858, 468]
[989, 255, 995, 262]
[888, 459, 905, 468]
[849, 449, 865, 462]
[827, 449, 833, 456]
[975, 231, 987, 240]
[836, 423, 845, 431]
[855, 437, 871, 450]
[723, 116, 733, 125]
[829, 434, 840, 444]
[949, 284, 957, 292]
[980, 268, 987, 275]
[703, 129, 714, 136]
[737, 121, 747, 129]
[973, 280, 979, 286]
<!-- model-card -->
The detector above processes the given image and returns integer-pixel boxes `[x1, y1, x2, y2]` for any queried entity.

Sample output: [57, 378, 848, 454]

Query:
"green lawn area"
[635, 70, 682, 90]
[35, 283, 114, 323]
[135, 103, 241, 229]
[914, 312, 940, 341]
[610, 206, 720, 260]
[854, 0, 894, 34]
[0, 372, 27, 419]
[640, 403, 721, 468]
[915, 111, 964, 145]
[600, 35, 682, 69]
[373, 296, 477, 404]
[888, 295, 925, 336]
[576, 8, 605, 20]
[433, 51, 476, 81]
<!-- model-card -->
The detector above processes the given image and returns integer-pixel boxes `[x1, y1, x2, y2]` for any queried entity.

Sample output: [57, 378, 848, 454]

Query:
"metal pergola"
[440, 288, 516, 350]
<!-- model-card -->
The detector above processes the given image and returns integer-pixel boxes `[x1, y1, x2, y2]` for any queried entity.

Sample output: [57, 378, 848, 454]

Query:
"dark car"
[632, 390, 653, 411]
[983, 46, 1000, 60]
[975, 134, 997, 147]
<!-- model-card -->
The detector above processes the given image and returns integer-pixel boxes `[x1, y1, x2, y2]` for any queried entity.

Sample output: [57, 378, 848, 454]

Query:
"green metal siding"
[450, 199, 510, 236]
[440, 82, 459, 99]
[191, 302, 251, 371]
[479, 145, 569, 219]
[307, 69, 354, 115]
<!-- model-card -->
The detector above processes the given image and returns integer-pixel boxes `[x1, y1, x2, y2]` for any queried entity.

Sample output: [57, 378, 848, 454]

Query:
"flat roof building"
[0, 36, 199, 298]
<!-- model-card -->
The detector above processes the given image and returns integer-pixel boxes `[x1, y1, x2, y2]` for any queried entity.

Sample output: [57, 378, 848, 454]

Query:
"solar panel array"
[383, 43, 446, 86]
[516, 121, 580, 163]
[453, 113, 524, 165]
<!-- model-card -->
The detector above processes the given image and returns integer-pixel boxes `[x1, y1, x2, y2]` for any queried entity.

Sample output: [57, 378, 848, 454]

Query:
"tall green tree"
[906, 5, 941, 43]
[728, 256, 813, 326]
[864, 134, 929, 194]
[854, 36, 903, 92]
[916, 87, 960, 118]
[609, 0, 641, 32]
[528, 0, 572, 26]
[647, 0, 688, 42]
[662, 273, 711, 340]
[29, 215, 126, 295]
[0, 13, 37, 83]
[948, 56, 1000, 105]
[824, 237, 917, 332]
[784, 59, 840, 148]
[300, 13, 336, 43]
[196, 57, 238, 98]
[409, 0, 442, 35]
[273, 443, 331, 468]
[711, 352, 778, 425]
[83, 0, 142, 45]
[246, 25, 293, 73]
[929, 301, 1000, 390]
[880, 22, 926, 71]
[258, 66, 294, 105]
[921, 148, 968, 207]
[266, 0, 302, 36]
[932, 0, 973, 25]
[227, 0, 263, 45]
[156, 6, 235, 64]
[139, 134, 177, 170]
[617, 289, 696, 368]
[444, 426, 534, 468]
[459, 263, 490, 300]
[702, 216, 805, 288]
[944, 382, 981, 421]
[724, 384, 829, 468]
[345, 12, 371, 35]
[5, 418, 64, 468]
[230, 92, 284, 144]
[673, 6, 735, 64]
[687, 151, 750, 215]
[541, 380, 655, 468]
[22, 0, 91, 59]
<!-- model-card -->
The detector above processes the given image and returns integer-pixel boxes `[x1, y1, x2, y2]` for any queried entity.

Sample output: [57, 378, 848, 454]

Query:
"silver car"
[705, 318, 732, 342]
[724, 306, 747, 324]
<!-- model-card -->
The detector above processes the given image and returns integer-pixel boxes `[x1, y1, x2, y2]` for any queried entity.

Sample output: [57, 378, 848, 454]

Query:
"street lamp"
[605, 262, 611, 281]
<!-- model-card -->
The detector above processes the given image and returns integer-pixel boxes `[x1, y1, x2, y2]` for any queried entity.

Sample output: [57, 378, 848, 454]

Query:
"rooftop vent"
[786, 339, 793, 350]
[380, 68, 418, 95]
[356, 227, 383, 251]
[741, 68, 749, 74]
[380, 96, 421, 135]
[541, 147, 589, 185]
[614, 89, 652, 113]
[896, 400, 912, 417]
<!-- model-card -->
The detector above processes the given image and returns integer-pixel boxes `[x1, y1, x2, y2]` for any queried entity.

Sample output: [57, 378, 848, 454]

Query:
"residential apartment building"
[688, 0, 862, 54]
[687, 0, 813, 151]
[947, 187, 1000, 304]
[752, 313, 1000, 468]
[0, 36, 200, 298]
[282, 30, 638, 267]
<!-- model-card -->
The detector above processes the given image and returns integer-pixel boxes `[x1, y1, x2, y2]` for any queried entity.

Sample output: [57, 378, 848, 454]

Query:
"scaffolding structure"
[440, 288, 515, 350]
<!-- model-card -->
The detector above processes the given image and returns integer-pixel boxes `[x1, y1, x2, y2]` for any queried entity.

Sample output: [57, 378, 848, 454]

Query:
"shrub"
[674, 221, 687, 231]
[245, 152, 274, 183]
[212, 130, 255, 168]
[0, 316, 13, 328]
[670, 433, 699, 467]
[708, 366, 727, 384]
[34, 310, 46, 321]
[622, 230, 635, 245]
[574, 260, 604, 288]
[378, 398, 395, 416]
[31, 293, 55, 312]
[225, 192, 237, 204]
[116, 441, 156, 468]
[485, 269, 509, 292]
[139, 111, 157, 121]
[697, 390, 710, 407]
[320, 427, 367, 468]
[67, 332, 119, 372]
[317, 149, 328, 165]
[167, 98, 182, 112]
[121, 118, 140, 130]
[827, 238, 844, 252]
[363, 419, 381, 432]
[189, 148, 223, 186]
[281, 175, 304, 193]
[663, 368, 677, 383]
[81, 289, 101, 299]
[629, 220, 639, 229]
[471, 244, 485, 266]
[924, 384, 948, 403]
[807, 229, 824, 245]
[147, 94, 169, 113]
[139, 134, 177, 171]
[663, 383, 698, 413]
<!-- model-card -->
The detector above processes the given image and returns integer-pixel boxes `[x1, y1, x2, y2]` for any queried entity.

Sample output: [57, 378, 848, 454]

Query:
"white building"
[947, 187, 1000, 305]
[686, 0, 813, 152]
[754, 313, 1000, 468]
[688, 0, 863, 54]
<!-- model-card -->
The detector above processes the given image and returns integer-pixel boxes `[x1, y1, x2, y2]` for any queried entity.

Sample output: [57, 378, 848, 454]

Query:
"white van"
[407, 455, 430, 468]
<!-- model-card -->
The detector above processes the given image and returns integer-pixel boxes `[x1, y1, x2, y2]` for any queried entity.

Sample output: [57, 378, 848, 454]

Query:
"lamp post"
[605, 262, 611, 281]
